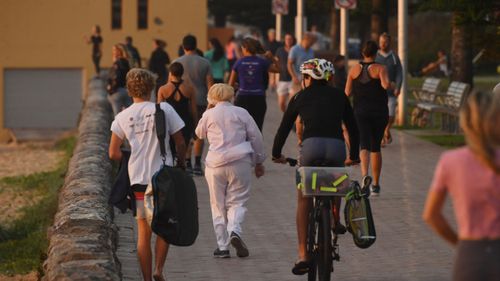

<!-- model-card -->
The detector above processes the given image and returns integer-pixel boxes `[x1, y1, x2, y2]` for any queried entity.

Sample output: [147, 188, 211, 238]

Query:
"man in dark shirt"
[264, 29, 283, 55]
[274, 33, 295, 112]
[332, 55, 347, 91]
[149, 39, 171, 96]
[125, 36, 142, 68]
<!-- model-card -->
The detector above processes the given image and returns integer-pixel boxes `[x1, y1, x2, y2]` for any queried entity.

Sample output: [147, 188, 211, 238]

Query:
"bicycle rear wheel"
[317, 201, 332, 281]
[307, 208, 317, 281]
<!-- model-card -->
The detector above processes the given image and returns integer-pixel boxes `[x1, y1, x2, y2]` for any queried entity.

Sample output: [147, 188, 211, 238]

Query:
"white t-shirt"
[111, 102, 185, 185]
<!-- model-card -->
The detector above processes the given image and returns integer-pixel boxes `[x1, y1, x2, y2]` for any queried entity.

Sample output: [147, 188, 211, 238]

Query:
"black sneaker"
[230, 232, 249, 257]
[213, 248, 230, 258]
[371, 185, 380, 196]
[193, 163, 203, 176]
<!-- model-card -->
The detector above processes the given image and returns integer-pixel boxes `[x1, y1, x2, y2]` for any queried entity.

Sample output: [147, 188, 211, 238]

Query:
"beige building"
[0, 0, 207, 142]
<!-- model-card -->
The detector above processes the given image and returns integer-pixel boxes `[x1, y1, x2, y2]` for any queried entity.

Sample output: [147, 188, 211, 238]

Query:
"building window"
[138, 0, 148, 29]
[111, 0, 122, 29]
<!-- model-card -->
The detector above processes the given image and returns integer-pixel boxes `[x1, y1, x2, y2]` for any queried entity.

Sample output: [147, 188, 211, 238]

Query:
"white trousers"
[204, 157, 252, 251]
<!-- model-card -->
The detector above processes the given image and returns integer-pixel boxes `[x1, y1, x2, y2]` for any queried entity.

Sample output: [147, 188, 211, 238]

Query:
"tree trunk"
[214, 13, 227, 27]
[329, 7, 340, 53]
[450, 12, 473, 87]
[371, 0, 388, 41]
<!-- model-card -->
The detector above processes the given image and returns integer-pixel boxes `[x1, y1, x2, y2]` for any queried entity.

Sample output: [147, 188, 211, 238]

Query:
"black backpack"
[344, 180, 376, 249]
[151, 104, 198, 246]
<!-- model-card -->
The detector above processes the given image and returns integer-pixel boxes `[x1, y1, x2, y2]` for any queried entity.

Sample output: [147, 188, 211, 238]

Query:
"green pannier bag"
[344, 181, 376, 249]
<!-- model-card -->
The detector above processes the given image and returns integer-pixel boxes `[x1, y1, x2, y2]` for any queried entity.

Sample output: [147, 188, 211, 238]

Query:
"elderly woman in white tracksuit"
[195, 83, 266, 258]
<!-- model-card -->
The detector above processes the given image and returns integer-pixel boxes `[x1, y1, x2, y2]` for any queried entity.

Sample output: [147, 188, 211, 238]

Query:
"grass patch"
[418, 134, 465, 148]
[0, 136, 76, 276]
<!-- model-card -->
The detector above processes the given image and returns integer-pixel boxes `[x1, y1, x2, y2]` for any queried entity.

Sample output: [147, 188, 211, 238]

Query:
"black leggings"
[92, 54, 101, 74]
[234, 95, 267, 132]
[355, 114, 388, 152]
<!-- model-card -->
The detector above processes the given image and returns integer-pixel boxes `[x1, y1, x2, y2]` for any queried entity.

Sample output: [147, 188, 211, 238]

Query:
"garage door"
[4, 69, 83, 129]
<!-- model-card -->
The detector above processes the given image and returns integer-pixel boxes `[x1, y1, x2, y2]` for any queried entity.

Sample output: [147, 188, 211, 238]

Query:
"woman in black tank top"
[345, 40, 394, 195]
[157, 63, 197, 148]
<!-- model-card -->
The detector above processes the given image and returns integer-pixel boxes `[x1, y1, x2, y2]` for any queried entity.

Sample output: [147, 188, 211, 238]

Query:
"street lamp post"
[276, 13, 282, 41]
[398, 0, 408, 125]
[296, 0, 304, 41]
[340, 7, 349, 60]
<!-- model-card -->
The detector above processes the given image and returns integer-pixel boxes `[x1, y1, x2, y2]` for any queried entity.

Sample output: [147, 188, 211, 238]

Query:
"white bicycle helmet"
[299, 58, 335, 81]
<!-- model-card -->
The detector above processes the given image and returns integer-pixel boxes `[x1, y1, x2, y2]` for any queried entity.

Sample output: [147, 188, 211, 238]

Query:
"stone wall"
[43, 79, 121, 281]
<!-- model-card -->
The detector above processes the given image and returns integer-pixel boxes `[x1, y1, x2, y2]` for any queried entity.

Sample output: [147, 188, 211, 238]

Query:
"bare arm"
[171, 130, 187, 168]
[287, 58, 299, 84]
[206, 73, 214, 89]
[109, 133, 124, 161]
[265, 51, 280, 73]
[423, 190, 458, 246]
[379, 66, 393, 90]
[228, 70, 238, 89]
[345, 69, 354, 96]
[157, 86, 167, 103]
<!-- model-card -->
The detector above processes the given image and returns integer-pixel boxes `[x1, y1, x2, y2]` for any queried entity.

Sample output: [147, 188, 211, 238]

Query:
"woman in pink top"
[195, 83, 266, 259]
[423, 88, 500, 281]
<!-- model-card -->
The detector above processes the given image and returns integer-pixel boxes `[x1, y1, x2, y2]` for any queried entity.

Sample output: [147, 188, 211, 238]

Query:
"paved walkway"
[115, 93, 455, 281]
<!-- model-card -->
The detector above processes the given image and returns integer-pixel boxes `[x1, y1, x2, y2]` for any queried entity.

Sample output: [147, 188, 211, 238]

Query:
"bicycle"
[285, 158, 372, 281]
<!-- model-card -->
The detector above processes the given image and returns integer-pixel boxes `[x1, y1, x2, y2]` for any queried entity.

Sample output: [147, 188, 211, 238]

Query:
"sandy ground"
[0, 272, 38, 281]
[0, 141, 63, 226]
[0, 142, 63, 178]
[0, 142, 64, 280]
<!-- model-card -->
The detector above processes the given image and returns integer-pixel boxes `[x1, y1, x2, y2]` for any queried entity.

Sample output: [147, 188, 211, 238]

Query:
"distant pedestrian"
[423, 87, 500, 281]
[109, 68, 186, 281]
[264, 28, 282, 55]
[310, 24, 327, 52]
[332, 55, 347, 91]
[149, 39, 170, 96]
[174, 34, 214, 175]
[226, 36, 242, 69]
[107, 44, 132, 116]
[195, 83, 266, 259]
[345, 40, 395, 196]
[417, 49, 450, 77]
[125, 36, 142, 68]
[275, 33, 296, 112]
[157, 62, 198, 155]
[288, 32, 316, 94]
[375, 33, 402, 146]
[228, 37, 280, 131]
[204, 38, 230, 83]
[84, 25, 102, 75]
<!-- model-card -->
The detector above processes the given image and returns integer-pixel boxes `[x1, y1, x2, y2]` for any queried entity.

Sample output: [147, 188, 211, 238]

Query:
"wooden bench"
[414, 81, 470, 132]
[409, 78, 441, 126]
[409, 77, 442, 104]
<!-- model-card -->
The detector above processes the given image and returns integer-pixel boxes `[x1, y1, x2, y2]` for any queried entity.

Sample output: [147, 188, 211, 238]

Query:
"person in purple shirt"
[229, 38, 279, 131]
[423, 86, 500, 281]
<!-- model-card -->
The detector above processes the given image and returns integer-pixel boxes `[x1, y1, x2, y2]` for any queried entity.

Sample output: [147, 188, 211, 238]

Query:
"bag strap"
[155, 103, 167, 165]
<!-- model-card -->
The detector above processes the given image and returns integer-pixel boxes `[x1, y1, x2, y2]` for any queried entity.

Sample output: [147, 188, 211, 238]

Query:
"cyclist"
[272, 58, 360, 275]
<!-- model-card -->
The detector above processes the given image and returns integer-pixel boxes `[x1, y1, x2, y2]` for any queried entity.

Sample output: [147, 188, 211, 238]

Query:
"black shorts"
[355, 114, 388, 152]
[234, 95, 266, 132]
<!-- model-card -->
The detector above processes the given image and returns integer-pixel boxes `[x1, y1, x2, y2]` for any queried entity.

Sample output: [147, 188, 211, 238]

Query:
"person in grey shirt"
[375, 32, 402, 145]
[174, 35, 214, 175]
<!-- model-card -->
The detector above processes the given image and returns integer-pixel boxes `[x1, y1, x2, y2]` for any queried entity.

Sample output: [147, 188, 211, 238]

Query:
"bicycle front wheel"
[317, 202, 333, 281]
